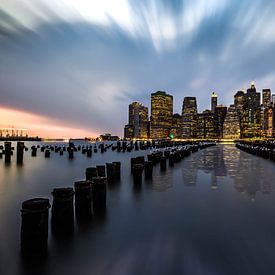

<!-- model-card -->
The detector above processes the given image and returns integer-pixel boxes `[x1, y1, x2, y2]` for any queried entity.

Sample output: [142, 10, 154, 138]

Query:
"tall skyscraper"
[197, 110, 219, 139]
[150, 91, 173, 139]
[124, 102, 149, 139]
[263, 104, 274, 137]
[181, 97, 198, 139]
[242, 83, 261, 138]
[215, 105, 227, 138]
[211, 92, 218, 112]
[272, 94, 275, 104]
[262, 89, 271, 108]
[223, 105, 241, 139]
[234, 90, 245, 137]
[170, 113, 182, 139]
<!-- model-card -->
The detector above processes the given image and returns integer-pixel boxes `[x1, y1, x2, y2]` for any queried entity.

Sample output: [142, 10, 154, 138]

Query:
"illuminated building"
[242, 83, 261, 138]
[124, 125, 134, 139]
[150, 91, 173, 139]
[262, 89, 271, 108]
[272, 94, 275, 104]
[181, 97, 198, 138]
[124, 102, 149, 139]
[234, 90, 245, 137]
[223, 105, 241, 139]
[170, 114, 182, 139]
[263, 104, 274, 137]
[211, 92, 218, 112]
[99, 133, 119, 141]
[197, 110, 219, 139]
[214, 105, 227, 138]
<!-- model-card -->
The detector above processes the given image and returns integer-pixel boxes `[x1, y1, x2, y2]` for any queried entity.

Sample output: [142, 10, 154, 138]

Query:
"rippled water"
[1, 142, 275, 275]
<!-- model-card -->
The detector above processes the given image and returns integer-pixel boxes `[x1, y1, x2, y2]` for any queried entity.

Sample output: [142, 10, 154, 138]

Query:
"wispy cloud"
[0, 0, 275, 136]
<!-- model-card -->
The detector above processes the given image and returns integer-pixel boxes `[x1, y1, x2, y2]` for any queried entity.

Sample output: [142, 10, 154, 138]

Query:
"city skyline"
[1, 0, 275, 138]
[124, 83, 275, 140]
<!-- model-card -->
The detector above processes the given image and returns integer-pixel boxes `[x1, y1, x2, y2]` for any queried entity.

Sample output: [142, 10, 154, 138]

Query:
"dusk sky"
[1, 0, 275, 138]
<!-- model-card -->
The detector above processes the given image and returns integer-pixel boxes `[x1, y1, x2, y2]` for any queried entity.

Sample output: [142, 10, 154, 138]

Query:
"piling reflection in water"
[182, 144, 273, 199]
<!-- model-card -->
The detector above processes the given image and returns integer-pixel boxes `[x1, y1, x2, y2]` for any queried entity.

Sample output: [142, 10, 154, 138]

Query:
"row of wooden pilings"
[236, 141, 275, 160]
[0, 141, 113, 163]
[0, 140, 215, 164]
[20, 161, 121, 255]
[131, 142, 217, 185]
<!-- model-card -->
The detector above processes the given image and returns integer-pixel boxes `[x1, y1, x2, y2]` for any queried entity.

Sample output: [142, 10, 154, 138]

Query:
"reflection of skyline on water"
[182, 145, 273, 199]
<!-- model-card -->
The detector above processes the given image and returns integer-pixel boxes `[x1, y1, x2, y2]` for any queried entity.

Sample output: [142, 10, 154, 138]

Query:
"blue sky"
[0, 0, 275, 137]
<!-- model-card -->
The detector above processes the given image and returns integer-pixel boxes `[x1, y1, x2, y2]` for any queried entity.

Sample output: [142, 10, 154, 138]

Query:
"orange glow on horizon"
[0, 106, 98, 139]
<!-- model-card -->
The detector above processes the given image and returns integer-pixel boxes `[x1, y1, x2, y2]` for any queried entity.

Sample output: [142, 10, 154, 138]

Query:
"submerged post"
[21, 198, 51, 253]
[74, 180, 92, 219]
[92, 177, 107, 211]
[4, 141, 12, 164]
[85, 167, 98, 181]
[17, 142, 24, 165]
[51, 188, 74, 233]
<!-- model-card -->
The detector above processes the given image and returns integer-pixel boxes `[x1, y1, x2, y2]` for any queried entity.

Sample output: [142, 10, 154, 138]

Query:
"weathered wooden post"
[51, 188, 74, 233]
[21, 198, 51, 253]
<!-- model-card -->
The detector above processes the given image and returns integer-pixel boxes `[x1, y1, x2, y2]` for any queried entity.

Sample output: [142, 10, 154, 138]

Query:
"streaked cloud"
[0, 0, 275, 137]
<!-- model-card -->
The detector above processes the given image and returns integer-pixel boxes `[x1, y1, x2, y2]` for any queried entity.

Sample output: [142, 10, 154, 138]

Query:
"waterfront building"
[197, 110, 219, 139]
[262, 89, 271, 108]
[263, 104, 274, 137]
[215, 105, 227, 138]
[99, 133, 119, 141]
[234, 90, 246, 137]
[170, 114, 182, 139]
[242, 83, 261, 138]
[211, 92, 218, 112]
[181, 97, 198, 139]
[223, 105, 241, 139]
[150, 91, 173, 139]
[124, 125, 134, 139]
[124, 102, 149, 139]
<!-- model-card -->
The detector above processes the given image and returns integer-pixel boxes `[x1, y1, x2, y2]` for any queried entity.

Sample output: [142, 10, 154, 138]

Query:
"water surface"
[0, 143, 275, 275]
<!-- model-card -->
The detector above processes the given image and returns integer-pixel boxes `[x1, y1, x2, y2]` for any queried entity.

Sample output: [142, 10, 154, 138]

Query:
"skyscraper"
[234, 90, 245, 137]
[242, 83, 261, 138]
[170, 114, 182, 139]
[223, 105, 241, 139]
[214, 105, 227, 138]
[262, 89, 271, 108]
[197, 110, 219, 139]
[181, 97, 198, 139]
[124, 102, 149, 139]
[211, 92, 218, 112]
[150, 91, 173, 139]
[263, 105, 274, 137]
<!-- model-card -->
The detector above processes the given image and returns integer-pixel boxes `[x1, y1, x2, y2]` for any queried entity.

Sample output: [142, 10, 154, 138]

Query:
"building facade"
[197, 110, 219, 139]
[181, 97, 198, 139]
[170, 114, 182, 139]
[215, 105, 227, 138]
[262, 89, 271, 108]
[242, 83, 261, 138]
[263, 104, 274, 137]
[124, 102, 149, 139]
[223, 105, 241, 139]
[150, 91, 173, 139]
[211, 92, 218, 112]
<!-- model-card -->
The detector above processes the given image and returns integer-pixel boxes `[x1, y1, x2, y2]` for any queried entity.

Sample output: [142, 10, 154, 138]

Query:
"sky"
[1, 0, 275, 138]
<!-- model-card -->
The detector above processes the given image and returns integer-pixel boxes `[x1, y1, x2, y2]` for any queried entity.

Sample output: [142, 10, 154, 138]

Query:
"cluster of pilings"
[236, 141, 275, 160]
[0, 142, 115, 163]
[20, 161, 121, 255]
[0, 141, 26, 164]
[0, 140, 218, 164]
[131, 142, 216, 185]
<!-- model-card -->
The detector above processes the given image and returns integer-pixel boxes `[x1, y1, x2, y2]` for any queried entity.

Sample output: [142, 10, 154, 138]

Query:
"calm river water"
[0, 142, 275, 275]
